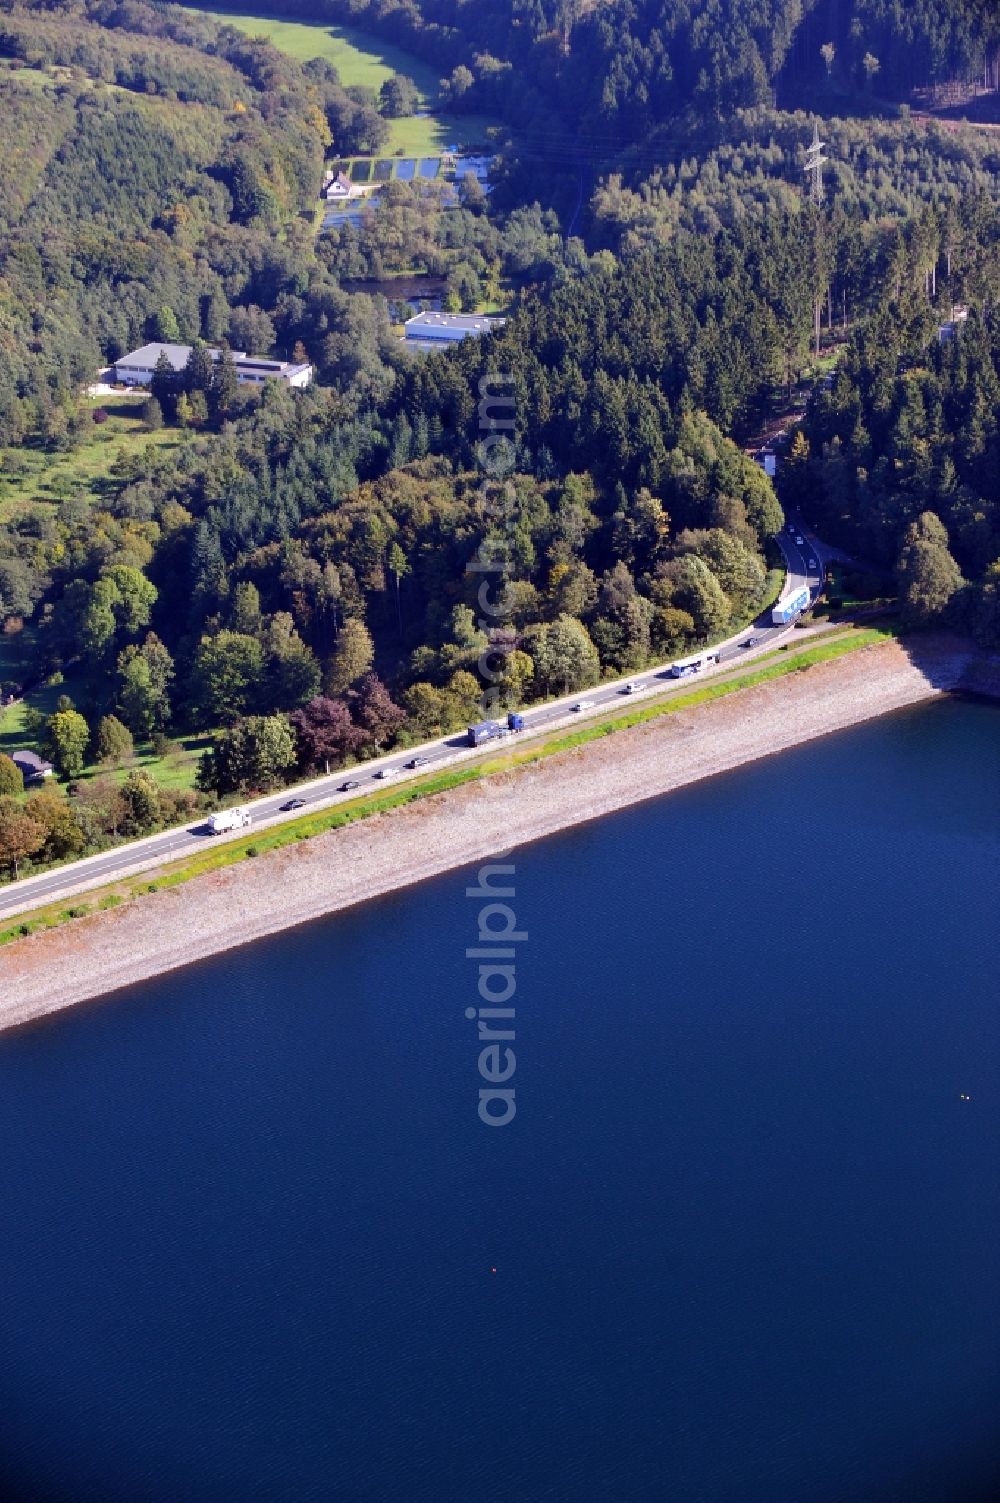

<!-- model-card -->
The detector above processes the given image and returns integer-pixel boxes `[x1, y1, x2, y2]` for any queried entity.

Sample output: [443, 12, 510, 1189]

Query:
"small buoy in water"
[491, 1267, 497, 1274]
[960, 1093, 971, 1101]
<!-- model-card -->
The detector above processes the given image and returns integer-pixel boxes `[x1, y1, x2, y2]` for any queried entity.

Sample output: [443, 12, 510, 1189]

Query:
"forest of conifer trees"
[0, 0, 998, 878]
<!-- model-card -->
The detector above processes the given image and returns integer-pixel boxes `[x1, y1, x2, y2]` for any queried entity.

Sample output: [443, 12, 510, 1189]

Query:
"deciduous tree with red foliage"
[289, 696, 363, 774]
[349, 674, 406, 753]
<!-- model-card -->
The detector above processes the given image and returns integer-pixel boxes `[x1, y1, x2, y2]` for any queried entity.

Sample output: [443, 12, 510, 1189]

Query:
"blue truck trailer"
[771, 584, 810, 626]
[467, 720, 502, 746]
[467, 713, 524, 747]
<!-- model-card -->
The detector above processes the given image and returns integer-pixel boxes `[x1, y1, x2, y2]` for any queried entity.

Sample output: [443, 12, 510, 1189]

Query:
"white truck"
[771, 584, 810, 626]
[207, 806, 252, 835]
[669, 651, 720, 679]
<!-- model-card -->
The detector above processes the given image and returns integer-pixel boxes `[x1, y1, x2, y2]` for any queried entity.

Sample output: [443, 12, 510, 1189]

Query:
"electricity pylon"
[804, 123, 827, 206]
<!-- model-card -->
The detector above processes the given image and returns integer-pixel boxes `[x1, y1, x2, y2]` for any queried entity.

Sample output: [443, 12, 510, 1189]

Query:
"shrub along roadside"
[0, 626, 898, 947]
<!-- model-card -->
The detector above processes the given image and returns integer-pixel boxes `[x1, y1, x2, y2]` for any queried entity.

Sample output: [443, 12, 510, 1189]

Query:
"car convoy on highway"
[0, 516, 826, 921]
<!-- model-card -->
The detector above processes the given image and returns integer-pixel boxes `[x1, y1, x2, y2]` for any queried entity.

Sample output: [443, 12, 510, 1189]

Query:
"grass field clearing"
[190, 7, 499, 153]
[193, 7, 442, 95]
[0, 396, 182, 523]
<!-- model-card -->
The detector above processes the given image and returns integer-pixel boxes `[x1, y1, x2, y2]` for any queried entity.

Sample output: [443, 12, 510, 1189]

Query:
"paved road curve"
[0, 519, 826, 920]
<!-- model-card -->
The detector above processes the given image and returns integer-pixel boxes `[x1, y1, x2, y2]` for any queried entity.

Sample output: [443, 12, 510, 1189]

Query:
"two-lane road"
[0, 523, 827, 921]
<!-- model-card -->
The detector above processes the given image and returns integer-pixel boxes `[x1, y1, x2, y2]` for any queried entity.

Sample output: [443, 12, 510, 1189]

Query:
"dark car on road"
[407, 755, 431, 769]
[280, 797, 306, 812]
[340, 779, 360, 792]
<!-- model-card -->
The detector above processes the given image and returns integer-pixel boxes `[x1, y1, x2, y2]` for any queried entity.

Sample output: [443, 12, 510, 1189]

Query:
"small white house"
[325, 172, 352, 201]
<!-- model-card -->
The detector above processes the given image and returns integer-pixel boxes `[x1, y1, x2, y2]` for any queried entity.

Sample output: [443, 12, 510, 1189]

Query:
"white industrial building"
[113, 343, 312, 389]
[403, 312, 506, 350]
[229, 355, 313, 388]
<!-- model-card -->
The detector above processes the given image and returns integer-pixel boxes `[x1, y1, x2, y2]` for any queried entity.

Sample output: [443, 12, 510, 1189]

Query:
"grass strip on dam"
[0, 626, 897, 946]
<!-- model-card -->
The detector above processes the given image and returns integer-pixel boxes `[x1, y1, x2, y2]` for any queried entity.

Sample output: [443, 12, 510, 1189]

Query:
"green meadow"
[194, 7, 442, 94]
[0, 395, 182, 525]
[191, 7, 499, 153]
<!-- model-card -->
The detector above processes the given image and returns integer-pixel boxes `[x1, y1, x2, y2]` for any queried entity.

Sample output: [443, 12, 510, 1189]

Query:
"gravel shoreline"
[0, 636, 981, 1033]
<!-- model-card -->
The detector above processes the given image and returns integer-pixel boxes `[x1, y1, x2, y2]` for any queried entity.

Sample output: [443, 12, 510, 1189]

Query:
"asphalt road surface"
[0, 519, 826, 920]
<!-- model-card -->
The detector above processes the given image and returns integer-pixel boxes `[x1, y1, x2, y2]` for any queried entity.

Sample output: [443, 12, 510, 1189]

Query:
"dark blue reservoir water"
[0, 699, 998, 1503]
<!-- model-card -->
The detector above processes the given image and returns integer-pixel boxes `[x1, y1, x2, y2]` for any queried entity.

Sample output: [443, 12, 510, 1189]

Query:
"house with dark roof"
[12, 749, 53, 783]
